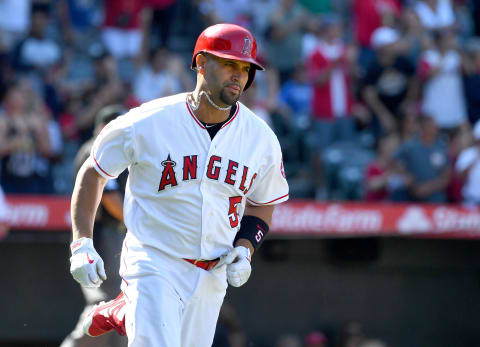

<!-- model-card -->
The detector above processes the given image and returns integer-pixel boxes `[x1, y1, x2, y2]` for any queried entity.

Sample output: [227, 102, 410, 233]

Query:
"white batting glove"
[218, 246, 251, 287]
[70, 237, 107, 288]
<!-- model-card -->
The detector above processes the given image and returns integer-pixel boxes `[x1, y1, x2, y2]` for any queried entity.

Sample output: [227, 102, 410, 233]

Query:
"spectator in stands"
[352, 0, 401, 70]
[0, 185, 9, 241]
[250, 56, 281, 116]
[102, 0, 146, 59]
[25, 79, 63, 194]
[399, 6, 429, 66]
[55, 94, 84, 194]
[414, 0, 455, 32]
[394, 114, 450, 202]
[462, 38, 480, 125]
[361, 27, 417, 135]
[307, 16, 357, 147]
[455, 120, 480, 206]
[353, 0, 401, 49]
[241, 82, 273, 128]
[277, 62, 313, 131]
[274, 334, 302, 347]
[249, 0, 285, 40]
[398, 101, 420, 142]
[258, 64, 313, 195]
[133, 47, 184, 104]
[304, 330, 328, 347]
[265, 0, 309, 83]
[75, 51, 125, 143]
[0, 0, 31, 52]
[445, 125, 468, 203]
[140, 0, 177, 50]
[0, 80, 56, 193]
[301, 15, 322, 61]
[365, 134, 400, 201]
[57, 0, 102, 47]
[306, 17, 359, 199]
[419, 29, 468, 135]
[14, 6, 61, 73]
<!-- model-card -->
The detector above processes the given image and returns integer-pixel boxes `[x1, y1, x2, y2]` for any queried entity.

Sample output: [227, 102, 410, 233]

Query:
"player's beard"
[219, 86, 241, 106]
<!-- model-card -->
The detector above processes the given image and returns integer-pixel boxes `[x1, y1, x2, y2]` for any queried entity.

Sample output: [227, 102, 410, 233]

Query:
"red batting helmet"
[191, 23, 264, 90]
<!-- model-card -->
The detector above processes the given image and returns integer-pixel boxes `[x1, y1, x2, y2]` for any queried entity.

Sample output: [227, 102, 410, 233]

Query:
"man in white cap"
[456, 120, 480, 205]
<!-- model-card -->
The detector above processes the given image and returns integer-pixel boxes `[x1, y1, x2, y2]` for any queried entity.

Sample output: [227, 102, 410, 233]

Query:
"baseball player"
[69, 23, 289, 347]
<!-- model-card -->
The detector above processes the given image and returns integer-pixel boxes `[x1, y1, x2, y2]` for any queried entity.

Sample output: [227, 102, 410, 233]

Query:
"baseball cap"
[371, 27, 400, 49]
[95, 104, 126, 128]
[473, 119, 480, 140]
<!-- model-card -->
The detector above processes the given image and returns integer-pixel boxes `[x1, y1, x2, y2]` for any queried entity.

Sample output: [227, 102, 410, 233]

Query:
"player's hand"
[69, 237, 107, 288]
[218, 246, 251, 287]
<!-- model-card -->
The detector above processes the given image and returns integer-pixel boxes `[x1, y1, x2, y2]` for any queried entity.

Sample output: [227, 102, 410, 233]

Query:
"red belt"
[183, 258, 220, 271]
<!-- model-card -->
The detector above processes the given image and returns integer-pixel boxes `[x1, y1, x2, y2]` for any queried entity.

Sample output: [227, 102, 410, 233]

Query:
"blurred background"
[1, 0, 480, 346]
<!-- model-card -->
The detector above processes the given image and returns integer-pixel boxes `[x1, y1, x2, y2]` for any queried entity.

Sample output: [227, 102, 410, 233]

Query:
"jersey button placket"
[199, 138, 218, 259]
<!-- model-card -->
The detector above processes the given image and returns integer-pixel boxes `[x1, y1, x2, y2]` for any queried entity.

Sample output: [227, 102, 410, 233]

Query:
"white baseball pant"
[120, 239, 228, 347]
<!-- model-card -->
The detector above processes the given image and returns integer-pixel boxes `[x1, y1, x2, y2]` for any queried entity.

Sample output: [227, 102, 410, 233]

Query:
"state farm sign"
[433, 207, 480, 231]
[4, 196, 480, 239]
[8, 203, 49, 226]
[5, 195, 71, 231]
[272, 204, 382, 234]
[272, 201, 480, 238]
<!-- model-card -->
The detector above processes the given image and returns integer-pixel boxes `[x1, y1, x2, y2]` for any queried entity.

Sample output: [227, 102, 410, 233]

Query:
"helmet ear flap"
[244, 68, 256, 91]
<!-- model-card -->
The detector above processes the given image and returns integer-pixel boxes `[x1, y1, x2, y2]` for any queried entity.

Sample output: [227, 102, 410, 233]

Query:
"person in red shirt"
[307, 18, 359, 199]
[353, 0, 401, 48]
[102, 0, 146, 59]
[353, 0, 401, 69]
[365, 134, 400, 201]
[307, 17, 357, 148]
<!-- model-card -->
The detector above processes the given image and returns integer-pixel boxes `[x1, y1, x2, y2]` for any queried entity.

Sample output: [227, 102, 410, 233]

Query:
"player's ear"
[196, 53, 207, 75]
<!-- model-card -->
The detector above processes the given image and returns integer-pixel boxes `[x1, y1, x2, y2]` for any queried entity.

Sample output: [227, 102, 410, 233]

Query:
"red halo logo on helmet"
[242, 37, 252, 56]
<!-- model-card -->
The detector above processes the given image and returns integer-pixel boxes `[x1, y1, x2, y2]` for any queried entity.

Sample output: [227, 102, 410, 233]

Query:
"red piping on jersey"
[93, 155, 115, 178]
[185, 102, 206, 129]
[247, 193, 289, 205]
[221, 104, 240, 128]
[185, 101, 239, 129]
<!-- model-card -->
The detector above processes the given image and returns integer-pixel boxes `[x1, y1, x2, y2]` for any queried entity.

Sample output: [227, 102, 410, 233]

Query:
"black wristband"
[234, 215, 269, 250]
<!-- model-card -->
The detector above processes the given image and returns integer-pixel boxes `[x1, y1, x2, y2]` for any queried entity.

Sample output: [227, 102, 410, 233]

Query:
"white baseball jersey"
[91, 92, 289, 260]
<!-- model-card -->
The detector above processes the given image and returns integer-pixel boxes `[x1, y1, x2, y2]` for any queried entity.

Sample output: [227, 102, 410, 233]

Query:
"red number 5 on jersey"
[228, 196, 243, 228]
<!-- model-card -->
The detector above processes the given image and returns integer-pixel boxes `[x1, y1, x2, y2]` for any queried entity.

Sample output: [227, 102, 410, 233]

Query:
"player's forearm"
[244, 204, 274, 226]
[71, 160, 107, 240]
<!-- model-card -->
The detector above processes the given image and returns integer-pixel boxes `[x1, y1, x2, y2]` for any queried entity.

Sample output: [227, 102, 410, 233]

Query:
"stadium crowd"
[1, 0, 480, 346]
[1, 0, 480, 206]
